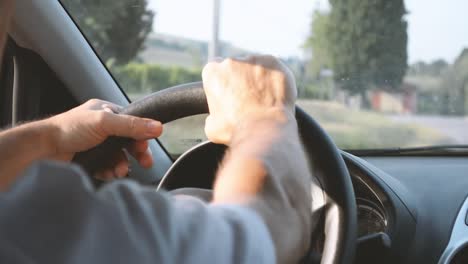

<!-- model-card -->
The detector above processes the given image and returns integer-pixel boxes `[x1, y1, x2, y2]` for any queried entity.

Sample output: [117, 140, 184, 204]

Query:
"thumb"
[100, 112, 163, 140]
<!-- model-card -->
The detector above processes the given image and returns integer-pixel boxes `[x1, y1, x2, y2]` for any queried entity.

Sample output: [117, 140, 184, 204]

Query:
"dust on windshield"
[61, 0, 468, 157]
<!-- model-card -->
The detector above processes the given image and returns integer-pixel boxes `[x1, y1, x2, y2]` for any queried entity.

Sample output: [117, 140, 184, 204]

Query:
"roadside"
[297, 100, 452, 149]
[128, 97, 456, 156]
[388, 115, 468, 144]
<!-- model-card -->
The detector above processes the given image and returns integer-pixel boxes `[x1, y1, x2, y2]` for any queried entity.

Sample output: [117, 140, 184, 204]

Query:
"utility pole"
[208, 0, 220, 61]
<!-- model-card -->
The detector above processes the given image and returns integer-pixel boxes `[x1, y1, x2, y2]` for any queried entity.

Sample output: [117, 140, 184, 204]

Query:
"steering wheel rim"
[74, 82, 357, 264]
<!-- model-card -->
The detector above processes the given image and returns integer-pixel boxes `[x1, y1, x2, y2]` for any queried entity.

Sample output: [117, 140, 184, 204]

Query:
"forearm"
[212, 109, 305, 203]
[0, 120, 57, 189]
[212, 109, 312, 262]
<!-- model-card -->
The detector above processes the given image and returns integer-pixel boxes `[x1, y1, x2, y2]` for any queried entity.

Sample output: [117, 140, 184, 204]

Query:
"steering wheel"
[74, 82, 357, 264]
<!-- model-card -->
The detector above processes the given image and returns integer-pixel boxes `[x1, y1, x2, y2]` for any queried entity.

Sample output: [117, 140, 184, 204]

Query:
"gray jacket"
[0, 161, 274, 263]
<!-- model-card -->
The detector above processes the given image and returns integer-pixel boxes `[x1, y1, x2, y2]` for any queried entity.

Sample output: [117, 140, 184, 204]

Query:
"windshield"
[61, 0, 468, 157]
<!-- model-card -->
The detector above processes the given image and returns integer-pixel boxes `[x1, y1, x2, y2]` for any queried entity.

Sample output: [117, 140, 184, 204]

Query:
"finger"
[112, 150, 130, 178]
[94, 171, 106, 181]
[126, 140, 153, 168]
[99, 112, 163, 140]
[202, 60, 221, 81]
[137, 149, 153, 168]
[102, 103, 123, 113]
[103, 106, 114, 113]
[84, 98, 107, 109]
[127, 140, 149, 156]
[94, 150, 129, 179]
[95, 169, 115, 181]
[83, 99, 126, 118]
[204, 115, 231, 144]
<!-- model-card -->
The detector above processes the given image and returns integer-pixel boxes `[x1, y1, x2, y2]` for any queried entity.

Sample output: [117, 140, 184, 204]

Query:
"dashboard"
[161, 142, 468, 264]
[346, 154, 468, 264]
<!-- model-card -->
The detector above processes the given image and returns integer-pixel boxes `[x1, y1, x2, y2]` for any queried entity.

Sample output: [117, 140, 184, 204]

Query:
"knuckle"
[127, 116, 140, 134]
[95, 111, 108, 124]
[202, 62, 216, 79]
[222, 57, 235, 66]
[87, 98, 101, 105]
[254, 63, 266, 74]
[93, 111, 110, 134]
[128, 117, 137, 130]
[84, 99, 94, 106]
[263, 55, 279, 65]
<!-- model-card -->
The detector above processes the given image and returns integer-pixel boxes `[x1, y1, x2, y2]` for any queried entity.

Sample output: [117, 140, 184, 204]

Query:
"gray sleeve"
[0, 161, 275, 264]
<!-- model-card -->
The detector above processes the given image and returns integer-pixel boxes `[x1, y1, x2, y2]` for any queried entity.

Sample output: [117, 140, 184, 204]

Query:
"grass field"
[156, 99, 452, 156]
[296, 100, 451, 149]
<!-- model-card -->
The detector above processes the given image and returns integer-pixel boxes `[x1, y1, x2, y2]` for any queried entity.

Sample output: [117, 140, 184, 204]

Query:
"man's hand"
[0, 99, 163, 188]
[202, 56, 297, 144]
[47, 99, 163, 180]
[203, 56, 312, 263]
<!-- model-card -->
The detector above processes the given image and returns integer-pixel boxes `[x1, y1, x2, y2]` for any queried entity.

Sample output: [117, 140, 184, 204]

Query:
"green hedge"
[111, 62, 335, 101]
[111, 63, 202, 94]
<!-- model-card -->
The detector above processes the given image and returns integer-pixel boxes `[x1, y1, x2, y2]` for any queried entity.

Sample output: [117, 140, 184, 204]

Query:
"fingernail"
[146, 121, 162, 133]
[103, 107, 113, 113]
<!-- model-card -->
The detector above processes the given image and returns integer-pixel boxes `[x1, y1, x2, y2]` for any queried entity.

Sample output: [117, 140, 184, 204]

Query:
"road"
[389, 115, 468, 144]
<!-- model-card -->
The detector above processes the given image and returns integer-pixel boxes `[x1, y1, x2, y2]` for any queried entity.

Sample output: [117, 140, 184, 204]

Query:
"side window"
[60, 0, 210, 158]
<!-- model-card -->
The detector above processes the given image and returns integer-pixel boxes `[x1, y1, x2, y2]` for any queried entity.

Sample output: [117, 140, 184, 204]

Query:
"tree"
[442, 49, 468, 115]
[304, 10, 332, 78]
[61, 0, 154, 65]
[408, 59, 449, 76]
[327, 0, 408, 95]
[431, 59, 450, 76]
[302, 11, 336, 100]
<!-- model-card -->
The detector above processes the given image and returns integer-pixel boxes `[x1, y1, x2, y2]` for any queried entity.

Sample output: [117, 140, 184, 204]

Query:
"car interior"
[2, 1, 468, 264]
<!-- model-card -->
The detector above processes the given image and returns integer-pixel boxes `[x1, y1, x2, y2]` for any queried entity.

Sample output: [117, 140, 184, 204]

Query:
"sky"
[147, 0, 468, 64]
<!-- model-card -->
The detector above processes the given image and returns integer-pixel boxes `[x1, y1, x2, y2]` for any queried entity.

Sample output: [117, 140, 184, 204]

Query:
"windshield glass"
[61, 0, 468, 157]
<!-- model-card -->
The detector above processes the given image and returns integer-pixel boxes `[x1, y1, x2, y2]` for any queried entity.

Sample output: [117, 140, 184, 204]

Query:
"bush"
[299, 78, 335, 100]
[417, 91, 447, 114]
[110, 63, 202, 95]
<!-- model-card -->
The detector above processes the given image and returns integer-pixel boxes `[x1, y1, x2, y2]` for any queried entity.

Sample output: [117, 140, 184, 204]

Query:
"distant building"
[369, 83, 418, 114]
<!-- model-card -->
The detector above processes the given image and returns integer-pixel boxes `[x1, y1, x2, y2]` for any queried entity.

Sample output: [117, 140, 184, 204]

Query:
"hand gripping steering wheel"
[74, 82, 357, 264]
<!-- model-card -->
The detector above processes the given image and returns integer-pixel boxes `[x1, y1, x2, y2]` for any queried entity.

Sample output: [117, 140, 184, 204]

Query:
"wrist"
[230, 107, 296, 146]
[213, 108, 297, 203]
[242, 107, 293, 124]
[28, 119, 60, 158]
